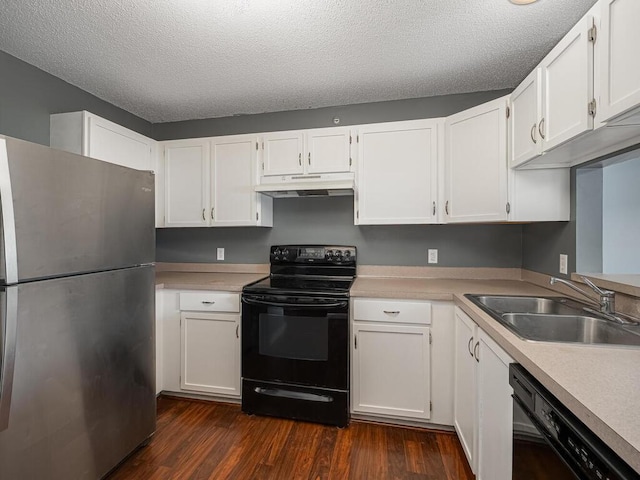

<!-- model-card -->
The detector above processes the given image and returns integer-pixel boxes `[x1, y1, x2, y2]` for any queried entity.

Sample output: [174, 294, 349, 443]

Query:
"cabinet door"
[510, 68, 542, 168]
[599, 0, 640, 123]
[445, 97, 508, 223]
[180, 312, 241, 397]
[164, 140, 209, 227]
[477, 331, 513, 480]
[453, 310, 477, 473]
[305, 128, 352, 174]
[261, 131, 304, 176]
[541, 15, 594, 151]
[86, 115, 154, 171]
[356, 120, 440, 225]
[211, 135, 259, 226]
[352, 323, 431, 420]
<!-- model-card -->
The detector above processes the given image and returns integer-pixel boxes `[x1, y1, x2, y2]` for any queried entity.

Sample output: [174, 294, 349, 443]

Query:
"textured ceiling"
[0, 0, 598, 123]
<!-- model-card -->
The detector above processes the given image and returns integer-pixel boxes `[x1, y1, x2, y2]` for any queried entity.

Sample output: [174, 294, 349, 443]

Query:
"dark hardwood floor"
[108, 396, 474, 480]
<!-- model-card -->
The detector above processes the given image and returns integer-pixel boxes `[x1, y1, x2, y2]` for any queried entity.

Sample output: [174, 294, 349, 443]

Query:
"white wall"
[602, 156, 640, 273]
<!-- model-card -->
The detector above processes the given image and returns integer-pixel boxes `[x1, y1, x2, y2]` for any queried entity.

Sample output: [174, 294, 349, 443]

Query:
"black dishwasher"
[510, 364, 639, 480]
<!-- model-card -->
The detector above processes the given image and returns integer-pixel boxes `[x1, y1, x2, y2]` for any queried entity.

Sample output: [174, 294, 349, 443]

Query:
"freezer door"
[0, 136, 154, 285]
[0, 266, 156, 480]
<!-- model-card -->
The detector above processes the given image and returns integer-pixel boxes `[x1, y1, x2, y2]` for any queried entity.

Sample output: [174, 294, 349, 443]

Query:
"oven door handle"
[242, 297, 348, 309]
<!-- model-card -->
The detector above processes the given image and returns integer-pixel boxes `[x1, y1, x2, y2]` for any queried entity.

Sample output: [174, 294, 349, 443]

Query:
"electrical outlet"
[217, 247, 225, 261]
[428, 249, 438, 264]
[559, 254, 568, 275]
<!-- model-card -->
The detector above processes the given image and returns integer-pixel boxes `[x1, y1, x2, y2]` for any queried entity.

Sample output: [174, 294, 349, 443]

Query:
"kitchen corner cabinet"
[453, 307, 513, 479]
[162, 135, 272, 228]
[352, 298, 432, 420]
[446, 96, 569, 223]
[598, 0, 640, 125]
[354, 119, 442, 225]
[260, 127, 352, 177]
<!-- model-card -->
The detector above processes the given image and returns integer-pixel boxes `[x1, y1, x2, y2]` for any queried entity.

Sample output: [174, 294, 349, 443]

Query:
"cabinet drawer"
[179, 292, 240, 313]
[353, 298, 431, 325]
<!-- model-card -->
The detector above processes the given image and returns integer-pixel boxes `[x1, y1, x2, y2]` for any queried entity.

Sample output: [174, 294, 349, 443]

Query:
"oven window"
[259, 311, 329, 361]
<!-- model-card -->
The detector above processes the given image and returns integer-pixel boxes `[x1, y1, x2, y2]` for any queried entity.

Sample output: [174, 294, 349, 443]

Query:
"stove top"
[242, 245, 357, 298]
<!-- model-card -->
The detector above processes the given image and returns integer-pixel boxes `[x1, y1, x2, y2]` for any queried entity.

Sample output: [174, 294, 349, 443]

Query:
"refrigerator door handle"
[0, 139, 18, 285]
[0, 287, 17, 431]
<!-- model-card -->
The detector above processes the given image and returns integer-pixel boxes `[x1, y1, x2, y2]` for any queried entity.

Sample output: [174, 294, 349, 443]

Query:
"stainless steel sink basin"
[466, 294, 640, 347]
[471, 295, 584, 315]
[501, 313, 640, 346]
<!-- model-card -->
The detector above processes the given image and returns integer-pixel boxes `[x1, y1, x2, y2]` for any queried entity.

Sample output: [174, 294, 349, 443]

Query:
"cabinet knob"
[445, 201, 449, 216]
[202, 208, 206, 221]
[530, 124, 537, 144]
[474, 341, 480, 362]
[468, 337, 474, 357]
[298, 153, 302, 166]
[308, 152, 311, 165]
[538, 118, 546, 140]
[211, 207, 214, 220]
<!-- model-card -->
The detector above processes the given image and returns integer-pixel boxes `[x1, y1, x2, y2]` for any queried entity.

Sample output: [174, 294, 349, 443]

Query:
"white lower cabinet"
[351, 298, 455, 425]
[156, 289, 241, 399]
[454, 307, 513, 479]
[180, 311, 240, 397]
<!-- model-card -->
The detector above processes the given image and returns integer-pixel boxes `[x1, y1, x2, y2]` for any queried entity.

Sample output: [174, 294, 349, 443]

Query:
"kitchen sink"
[466, 294, 640, 347]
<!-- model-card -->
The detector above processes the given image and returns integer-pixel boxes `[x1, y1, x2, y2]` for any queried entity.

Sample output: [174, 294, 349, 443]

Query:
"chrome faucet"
[550, 276, 616, 315]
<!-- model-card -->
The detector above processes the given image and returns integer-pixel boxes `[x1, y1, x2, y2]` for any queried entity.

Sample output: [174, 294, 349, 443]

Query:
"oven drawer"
[353, 298, 431, 325]
[179, 291, 240, 313]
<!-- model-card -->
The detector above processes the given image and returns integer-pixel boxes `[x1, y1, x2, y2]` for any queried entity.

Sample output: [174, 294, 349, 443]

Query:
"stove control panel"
[270, 245, 356, 264]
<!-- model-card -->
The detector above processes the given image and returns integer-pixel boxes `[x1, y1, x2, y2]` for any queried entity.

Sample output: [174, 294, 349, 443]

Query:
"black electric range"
[241, 245, 357, 427]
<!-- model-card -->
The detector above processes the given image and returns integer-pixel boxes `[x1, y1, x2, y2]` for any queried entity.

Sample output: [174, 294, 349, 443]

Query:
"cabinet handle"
[474, 341, 480, 362]
[354, 335, 357, 349]
[530, 124, 537, 144]
[308, 152, 311, 165]
[236, 325, 239, 339]
[211, 207, 214, 220]
[383, 310, 400, 315]
[539, 118, 545, 140]
[298, 153, 302, 166]
[201, 301, 216, 305]
[445, 201, 449, 215]
[432, 201, 436, 216]
[468, 337, 474, 357]
[202, 208, 206, 221]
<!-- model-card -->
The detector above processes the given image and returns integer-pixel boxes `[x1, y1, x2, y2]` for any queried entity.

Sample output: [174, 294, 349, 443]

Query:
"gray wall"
[152, 90, 511, 140]
[576, 167, 603, 273]
[157, 196, 523, 266]
[0, 50, 152, 145]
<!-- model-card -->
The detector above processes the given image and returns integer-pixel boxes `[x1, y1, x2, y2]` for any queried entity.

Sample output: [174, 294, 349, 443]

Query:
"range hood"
[255, 173, 355, 198]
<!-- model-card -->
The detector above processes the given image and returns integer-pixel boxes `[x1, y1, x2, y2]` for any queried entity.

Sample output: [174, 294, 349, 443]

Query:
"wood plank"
[107, 397, 475, 480]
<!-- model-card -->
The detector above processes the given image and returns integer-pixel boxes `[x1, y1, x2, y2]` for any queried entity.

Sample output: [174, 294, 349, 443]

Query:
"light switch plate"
[559, 254, 568, 274]
[428, 249, 438, 264]
[217, 247, 225, 261]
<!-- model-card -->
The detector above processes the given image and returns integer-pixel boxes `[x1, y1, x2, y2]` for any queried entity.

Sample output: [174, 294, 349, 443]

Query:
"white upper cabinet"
[162, 136, 272, 228]
[598, 0, 640, 125]
[445, 97, 509, 223]
[211, 135, 272, 227]
[509, 15, 595, 168]
[305, 127, 352, 174]
[510, 68, 543, 168]
[164, 139, 210, 227]
[50, 111, 156, 172]
[540, 14, 595, 151]
[260, 127, 352, 177]
[355, 119, 441, 225]
[261, 131, 304, 176]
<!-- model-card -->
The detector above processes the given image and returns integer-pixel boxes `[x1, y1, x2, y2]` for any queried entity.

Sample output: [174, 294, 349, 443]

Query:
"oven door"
[512, 397, 579, 479]
[241, 294, 348, 390]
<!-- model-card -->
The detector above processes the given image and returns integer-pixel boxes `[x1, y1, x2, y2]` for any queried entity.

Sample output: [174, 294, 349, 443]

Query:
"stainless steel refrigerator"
[0, 135, 156, 479]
